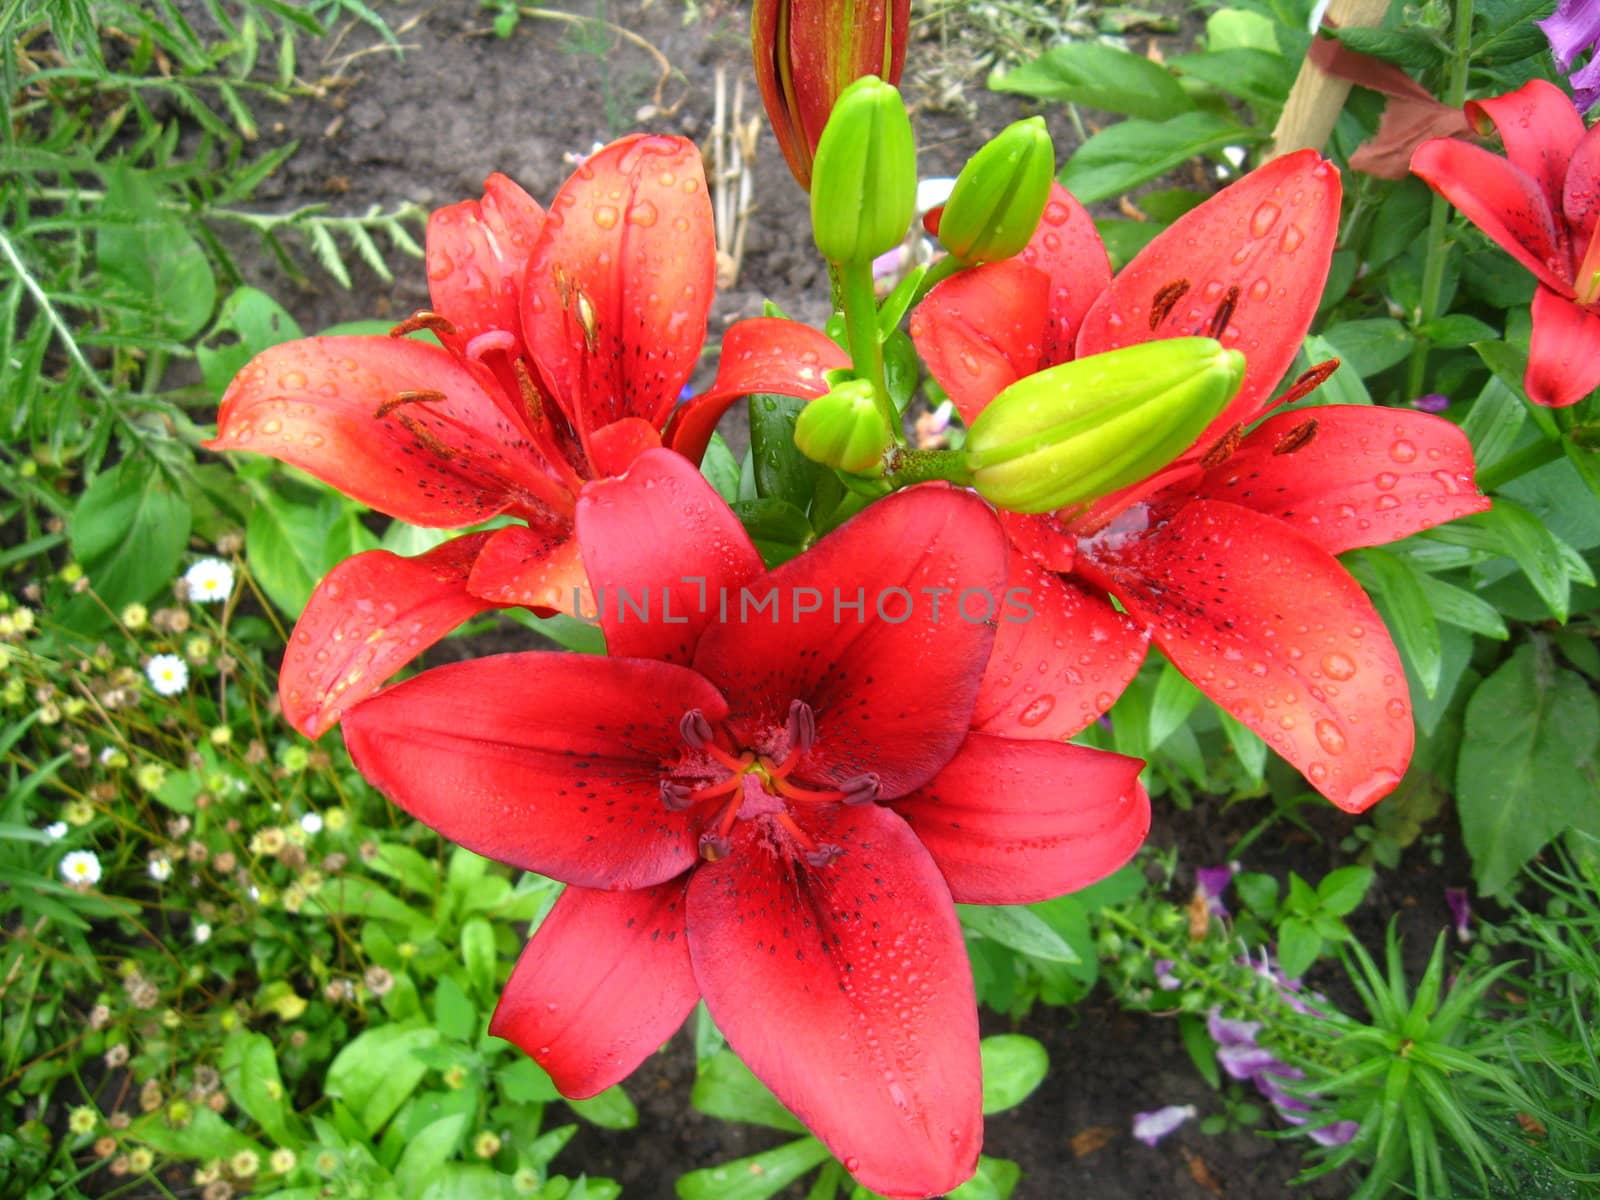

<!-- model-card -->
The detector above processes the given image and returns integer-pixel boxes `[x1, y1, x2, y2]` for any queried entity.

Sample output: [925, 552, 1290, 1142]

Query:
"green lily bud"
[794, 378, 895, 474]
[965, 338, 1245, 514]
[937, 117, 1055, 264]
[810, 76, 917, 266]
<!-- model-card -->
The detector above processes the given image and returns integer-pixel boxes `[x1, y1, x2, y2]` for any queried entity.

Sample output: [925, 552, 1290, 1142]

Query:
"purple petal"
[1308, 1119, 1360, 1146]
[1538, 0, 1600, 71]
[1445, 886, 1473, 940]
[1217, 1043, 1284, 1081]
[1132, 1104, 1197, 1147]
[1411, 392, 1450, 413]
[1155, 959, 1182, 990]
[1206, 1008, 1261, 1048]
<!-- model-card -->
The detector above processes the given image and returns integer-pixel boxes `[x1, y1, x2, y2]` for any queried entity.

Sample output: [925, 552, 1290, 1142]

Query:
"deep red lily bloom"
[752, 0, 910, 188]
[1412, 78, 1600, 407]
[207, 137, 843, 738]
[898, 151, 1488, 813]
[339, 447, 1148, 1198]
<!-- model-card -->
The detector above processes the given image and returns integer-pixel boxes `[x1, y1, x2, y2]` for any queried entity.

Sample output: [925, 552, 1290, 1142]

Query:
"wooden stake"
[1268, 0, 1392, 159]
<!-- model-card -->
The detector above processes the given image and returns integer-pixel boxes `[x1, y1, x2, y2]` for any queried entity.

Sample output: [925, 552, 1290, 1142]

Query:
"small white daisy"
[192, 922, 212, 944]
[145, 654, 189, 697]
[45, 821, 68, 841]
[299, 812, 323, 836]
[60, 850, 102, 886]
[183, 558, 235, 604]
[148, 856, 172, 882]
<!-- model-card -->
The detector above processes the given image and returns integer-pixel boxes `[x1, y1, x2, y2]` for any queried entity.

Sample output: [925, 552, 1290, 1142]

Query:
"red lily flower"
[904, 151, 1488, 812]
[339, 448, 1149, 1198]
[207, 137, 843, 739]
[1412, 78, 1600, 407]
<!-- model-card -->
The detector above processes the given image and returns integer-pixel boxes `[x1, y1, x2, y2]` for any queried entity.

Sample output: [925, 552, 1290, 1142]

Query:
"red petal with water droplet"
[1562, 119, 1600, 247]
[466, 523, 590, 613]
[691, 485, 1006, 798]
[342, 653, 727, 887]
[1411, 138, 1572, 295]
[490, 880, 698, 1098]
[1019, 182, 1112, 356]
[1527, 284, 1600, 407]
[909, 260, 1050, 424]
[586, 417, 662, 476]
[280, 533, 496, 740]
[895, 732, 1147, 904]
[1076, 151, 1342, 441]
[1466, 80, 1588, 226]
[687, 802, 980, 1200]
[1076, 499, 1411, 813]
[664, 317, 849, 463]
[427, 173, 546, 355]
[1188, 407, 1489, 553]
[972, 548, 1147, 740]
[207, 335, 572, 526]
[523, 136, 714, 439]
[577, 448, 764, 665]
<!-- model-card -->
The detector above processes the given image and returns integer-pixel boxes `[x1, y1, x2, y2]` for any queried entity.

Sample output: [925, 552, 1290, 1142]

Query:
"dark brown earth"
[213, 2, 1464, 1196]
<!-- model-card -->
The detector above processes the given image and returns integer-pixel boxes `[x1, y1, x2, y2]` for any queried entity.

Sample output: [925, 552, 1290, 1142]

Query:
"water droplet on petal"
[1018, 695, 1056, 726]
[1321, 653, 1356, 681]
[594, 205, 619, 229]
[1389, 439, 1417, 463]
[1315, 720, 1347, 756]
[1279, 224, 1305, 253]
[1250, 200, 1281, 238]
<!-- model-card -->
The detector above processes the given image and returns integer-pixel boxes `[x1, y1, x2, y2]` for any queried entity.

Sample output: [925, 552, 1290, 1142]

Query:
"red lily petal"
[341, 653, 727, 888]
[586, 417, 662, 477]
[1466, 80, 1588, 224]
[691, 485, 1007, 798]
[576, 448, 764, 665]
[908, 260, 1050, 424]
[664, 317, 849, 464]
[1411, 139, 1573, 295]
[466, 524, 590, 613]
[972, 548, 1148, 741]
[208, 336, 573, 526]
[1527, 284, 1600, 407]
[1563, 119, 1600, 247]
[1076, 151, 1343, 439]
[523, 136, 714, 438]
[1018, 183, 1113, 358]
[427, 173, 546, 355]
[687, 802, 980, 1199]
[999, 510, 1079, 573]
[895, 732, 1147, 904]
[280, 533, 496, 740]
[1076, 500, 1411, 813]
[490, 880, 698, 1098]
[1188, 407, 1488, 553]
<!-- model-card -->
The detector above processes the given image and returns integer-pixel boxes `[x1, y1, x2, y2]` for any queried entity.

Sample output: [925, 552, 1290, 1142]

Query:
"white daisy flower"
[45, 821, 68, 841]
[192, 922, 212, 944]
[299, 812, 323, 835]
[183, 558, 235, 604]
[148, 856, 172, 882]
[146, 654, 189, 697]
[60, 850, 102, 886]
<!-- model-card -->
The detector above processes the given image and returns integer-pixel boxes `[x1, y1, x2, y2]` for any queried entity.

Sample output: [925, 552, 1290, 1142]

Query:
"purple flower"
[1154, 959, 1182, 991]
[1205, 1006, 1356, 1146]
[1195, 862, 1237, 918]
[1445, 886, 1473, 941]
[1411, 392, 1450, 413]
[1132, 1104, 1197, 1147]
[1539, 0, 1600, 112]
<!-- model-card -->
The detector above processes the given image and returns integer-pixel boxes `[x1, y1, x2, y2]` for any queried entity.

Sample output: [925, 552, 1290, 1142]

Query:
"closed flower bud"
[794, 378, 895, 473]
[966, 338, 1245, 513]
[810, 77, 917, 266]
[936, 117, 1055, 264]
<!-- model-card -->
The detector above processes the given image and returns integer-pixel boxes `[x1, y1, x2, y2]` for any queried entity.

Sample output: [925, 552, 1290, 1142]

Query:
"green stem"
[906, 252, 964, 310]
[837, 259, 902, 442]
[1475, 437, 1565, 491]
[881, 446, 972, 489]
[1403, 0, 1475, 400]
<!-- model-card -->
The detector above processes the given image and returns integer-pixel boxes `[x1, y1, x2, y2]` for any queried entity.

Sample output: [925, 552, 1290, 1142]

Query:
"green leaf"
[675, 1138, 831, 1200]
[395, 1113, 468, 1199]
[432, 974, 478, 1042]
[460, 917, 497, 1001]
[1334, 24, 1445, 72]
[1316, 865, 1374, 916]
[567, 1085, 637, 1129]
[132, 1107, 263, 1161]
[1479, 499, 1573, 622]
[1414, 573, 1507, 640]
[701, 434, 741, 503]
[97, 166, 217, 340]
[498, 1058, 561, 1105]
[1416, 314, 1498, 349]
[979, 1035, 1049, 1114]
[1167, 48, 1295, 110]
[1319, 318, 1414, 378]
[990, 43, 1192, 120]
[219, 1032, 296, 1146]
[1179, 1013, 1221, 1088]
[1276, 915, 1323, 977]
[749, 394, 820, 509]
[1062, 113, 1260, 204]
[65, 457, 191, 630]
[369, 842, 438, 896]
[196, 287, 304, 398]
[301, 876, 432, 934]
[958, 904, 1081, 963]
[1362, 547, 1442, 698]
[1296, 336, 1372, 406]
[1458, 643, 1600, 894]
[1218, 709, 1268, 787]
[326, 1023, 441, 1136]
[1206, 7, 1280, 51]
[692, 1049, 805, 1132]
[1147, 662, 1202, 751]
[948, 1157, 1022, 1200]
[245, 488, 378, 617]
